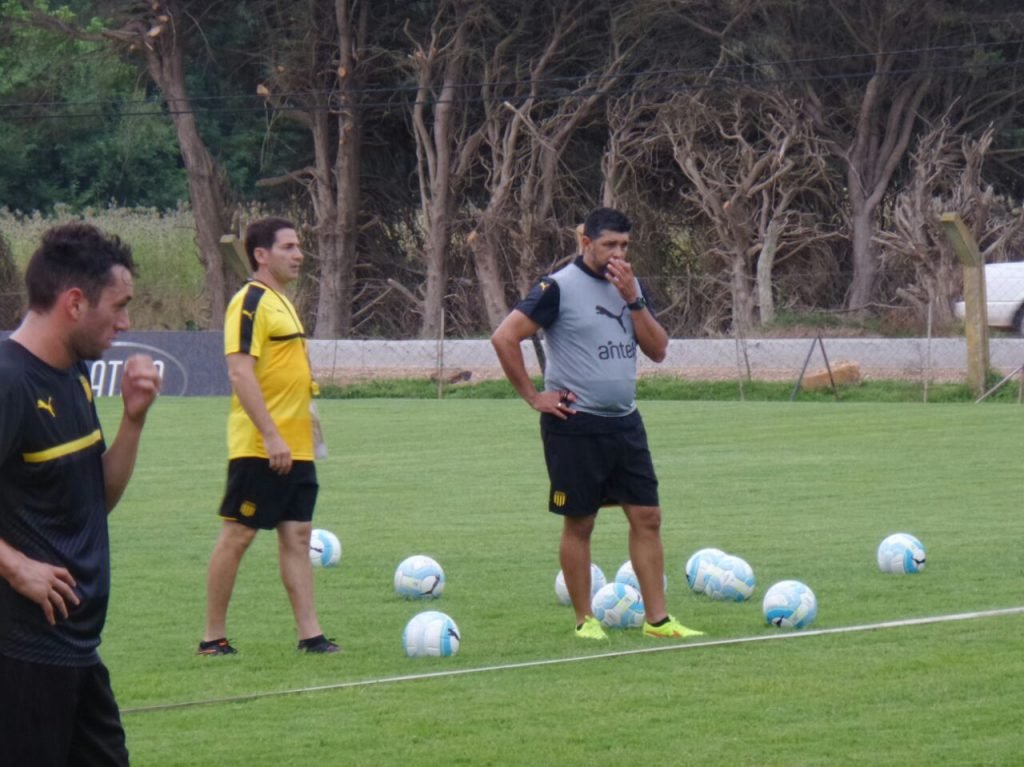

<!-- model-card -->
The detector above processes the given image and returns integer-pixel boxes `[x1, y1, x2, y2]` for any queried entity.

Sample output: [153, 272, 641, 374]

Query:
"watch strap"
[626, 296, 647, 311]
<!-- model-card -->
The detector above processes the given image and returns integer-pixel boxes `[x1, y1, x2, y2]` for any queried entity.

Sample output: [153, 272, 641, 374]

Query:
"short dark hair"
[583, 208, 632, 240]
[244, 217, 296, 270]
[25, 223, 136, 311]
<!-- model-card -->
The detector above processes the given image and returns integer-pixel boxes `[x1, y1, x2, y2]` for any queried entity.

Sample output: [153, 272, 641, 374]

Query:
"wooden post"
[218, 235, 251, 282]
[939, 213, 989, 396]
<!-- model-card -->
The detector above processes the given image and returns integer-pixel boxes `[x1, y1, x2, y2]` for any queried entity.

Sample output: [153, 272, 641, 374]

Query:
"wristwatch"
[626, 296, 647, 311]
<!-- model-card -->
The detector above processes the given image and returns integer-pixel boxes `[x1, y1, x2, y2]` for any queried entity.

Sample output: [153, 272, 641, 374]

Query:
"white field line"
[123, 606, 1024, 715]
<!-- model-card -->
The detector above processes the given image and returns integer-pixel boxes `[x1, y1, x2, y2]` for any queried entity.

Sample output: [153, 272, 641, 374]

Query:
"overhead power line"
[4, 36, 1024, 111]
[2, 39, 1023, 122]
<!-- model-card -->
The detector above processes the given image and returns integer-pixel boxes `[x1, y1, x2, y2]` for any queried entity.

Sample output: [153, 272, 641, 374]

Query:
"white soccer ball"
[402, 610, 461, 657]
[308, 528, 342, 568]
[685, 548, 725, 593]
[614, 560, 667, 595]
[762, 580, 817, 629]
[591, 582, 645, 629]
[877, 533, 926, 574]
[394, 555, 445, 599]
[704, 554, 756, 602]
[554, 564, 606, 606]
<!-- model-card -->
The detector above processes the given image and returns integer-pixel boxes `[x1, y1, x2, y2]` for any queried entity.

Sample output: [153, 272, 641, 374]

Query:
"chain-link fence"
[307, 334, 1024, 392]
[308, 266, 1024, 396]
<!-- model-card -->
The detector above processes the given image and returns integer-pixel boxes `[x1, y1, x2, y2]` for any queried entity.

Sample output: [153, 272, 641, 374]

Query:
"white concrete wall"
[308, 337, 1024, 382]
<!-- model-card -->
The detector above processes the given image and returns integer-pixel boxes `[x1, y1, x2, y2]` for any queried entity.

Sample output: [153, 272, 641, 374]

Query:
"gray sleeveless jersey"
[543, 261, 641, 416]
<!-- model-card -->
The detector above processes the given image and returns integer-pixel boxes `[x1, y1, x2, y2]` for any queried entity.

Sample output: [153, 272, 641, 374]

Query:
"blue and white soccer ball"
[308, 528, 342, 568]
[402, 610, 461, 657]
[877, 533, 926, 574]
[685, 548, 725, 593]
[394, 555, 445, 599]
[704, 554, 756, 602]
[554, 564, 606, 606]
[591, 582, 645, 629]
[614, 560, 667, 594]
[762, 580, 817, 629]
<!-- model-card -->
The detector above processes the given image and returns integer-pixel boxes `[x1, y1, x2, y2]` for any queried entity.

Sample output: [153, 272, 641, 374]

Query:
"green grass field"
[97, 398, 1022, 766]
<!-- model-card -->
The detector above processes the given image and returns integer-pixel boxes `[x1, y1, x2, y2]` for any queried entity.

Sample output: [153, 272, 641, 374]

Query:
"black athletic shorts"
[0, 654, 129, 767]
[541, 416, 659, 516]
[219, 458, 319, 530]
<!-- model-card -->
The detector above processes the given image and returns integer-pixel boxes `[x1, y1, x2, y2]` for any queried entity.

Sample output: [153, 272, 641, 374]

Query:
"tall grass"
[0, 204, 205, 330]
[95, 397, 1022, 766]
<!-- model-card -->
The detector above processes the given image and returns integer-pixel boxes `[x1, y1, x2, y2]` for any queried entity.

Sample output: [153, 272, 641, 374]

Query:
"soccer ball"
[591, 582, 645, 629]
[614, 560, 667, 594]
[877, 533, 926, 574]
[554, 564, 606, 606]
[685, 548, 725, 593]
[394, 555, 445, 599]
[762, 580, 817, 629]
[308, 528, 342, 568]
[402, 611, 461, 657]
[704, 554, 756, 602]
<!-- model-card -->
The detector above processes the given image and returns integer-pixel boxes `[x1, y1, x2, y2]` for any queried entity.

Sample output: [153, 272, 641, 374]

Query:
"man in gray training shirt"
[491, 207, 704, 641]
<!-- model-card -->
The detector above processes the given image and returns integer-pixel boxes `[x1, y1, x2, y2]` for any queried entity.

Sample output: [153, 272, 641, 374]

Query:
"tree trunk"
[756, 218, 782, 325]
[23, 3, 235, 328]
[323, 133, 359, 338]
[840, 57, 931, 311]
[847, 203, 878, 311]
[421, 194, 450, 339]
[410, 4, 474, 340]
[468, 218, 510, 330]
[141, 5, 232, 327]
[731, 250, 755, 333]
[311, 0, 363, 339]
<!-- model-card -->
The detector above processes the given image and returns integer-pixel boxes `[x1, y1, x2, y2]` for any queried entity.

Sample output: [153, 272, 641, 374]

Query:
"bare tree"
[25, 0, 236, 326]
[404, 0, 486, 339]
[663, 86, 836, 331]
[255, 0, 369, 338]
[826, 0, 933, 312]
[877, 122, 1024, 326]
[465, 3, 629, 328]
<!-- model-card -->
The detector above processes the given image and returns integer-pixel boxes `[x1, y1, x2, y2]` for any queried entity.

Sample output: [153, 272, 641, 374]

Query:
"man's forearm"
[101, 413, 146, 512]
[492, 335, 540, 406]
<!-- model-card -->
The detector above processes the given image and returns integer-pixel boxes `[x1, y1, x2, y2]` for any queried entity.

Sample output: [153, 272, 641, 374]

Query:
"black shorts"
[0, 654, 129, 767]
[219, 458, 319, 530]
[541, 419, 659, 516]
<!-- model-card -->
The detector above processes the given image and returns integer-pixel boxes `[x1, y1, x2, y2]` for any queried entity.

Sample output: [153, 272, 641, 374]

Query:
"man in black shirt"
[0, 223, 161, 766]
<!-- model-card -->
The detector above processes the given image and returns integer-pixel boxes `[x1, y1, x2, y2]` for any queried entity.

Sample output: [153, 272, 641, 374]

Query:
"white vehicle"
[953, 261, 1024, 335]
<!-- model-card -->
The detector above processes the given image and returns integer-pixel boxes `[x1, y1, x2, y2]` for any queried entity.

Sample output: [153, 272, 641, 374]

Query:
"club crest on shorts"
[240, 500, 256, 518]
[552, 491, 567, 507]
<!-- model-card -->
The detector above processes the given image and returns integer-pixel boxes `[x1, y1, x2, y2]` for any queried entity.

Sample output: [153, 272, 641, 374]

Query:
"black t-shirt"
[0, 339, 109, 666]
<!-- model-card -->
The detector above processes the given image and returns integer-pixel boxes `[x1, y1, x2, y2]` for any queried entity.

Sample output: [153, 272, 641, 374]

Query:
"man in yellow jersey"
[198, 218, 338, 655]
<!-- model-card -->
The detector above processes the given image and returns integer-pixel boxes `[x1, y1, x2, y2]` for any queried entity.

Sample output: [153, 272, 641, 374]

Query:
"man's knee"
[277, 521, 313, 552]
[216, 522, 258, 554]
[625, 505, 662, 532]
[562, 513, 597, 540]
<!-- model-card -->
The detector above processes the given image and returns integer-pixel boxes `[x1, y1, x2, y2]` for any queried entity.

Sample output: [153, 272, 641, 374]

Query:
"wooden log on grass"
[801, 361, 861, 391]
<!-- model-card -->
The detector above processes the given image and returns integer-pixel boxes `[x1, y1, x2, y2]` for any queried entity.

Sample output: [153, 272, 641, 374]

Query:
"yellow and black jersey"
[0, 339, 109, 666]
[224, 280, 313, 460]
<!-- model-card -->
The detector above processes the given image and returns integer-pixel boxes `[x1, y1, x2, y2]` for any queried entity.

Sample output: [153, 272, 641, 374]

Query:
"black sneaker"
[297, 634, 341, 654]
[197, 638, 237, 656]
